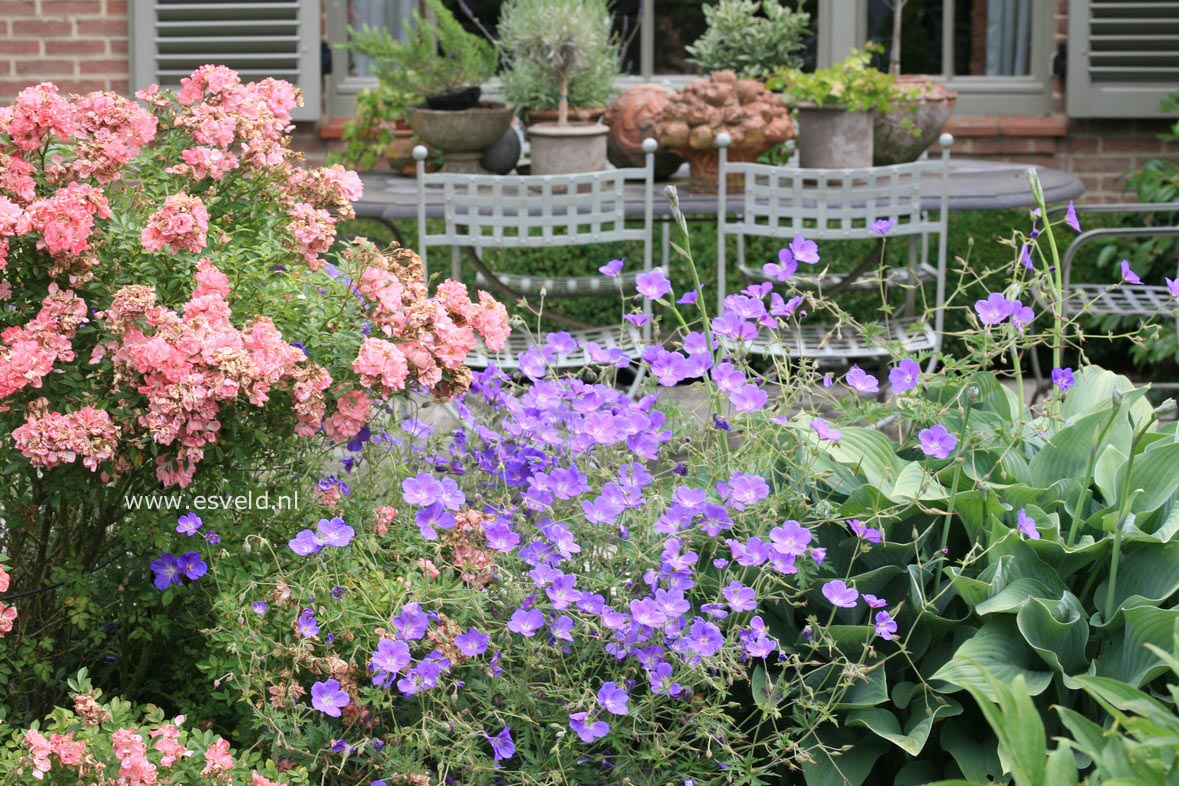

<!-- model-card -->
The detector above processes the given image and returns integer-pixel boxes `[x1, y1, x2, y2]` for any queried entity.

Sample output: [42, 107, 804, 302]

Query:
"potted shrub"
[685, 0, 812, 79]
[499, 0, 620, 128]
[770, 45, 898, 168]
[655, 70, 795, 193]
[336, 82, 419, 175]
[498, 0, 617, 175]
[344, 0, 511, 173]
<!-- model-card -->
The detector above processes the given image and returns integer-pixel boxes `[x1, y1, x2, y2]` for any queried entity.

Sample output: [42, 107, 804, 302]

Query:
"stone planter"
[527, 122, 609, 175]
[604, 84, 684, 180]
[873, 76, 957, 165]
[405, 103, 515, 174]
[796, 104, 873, 169]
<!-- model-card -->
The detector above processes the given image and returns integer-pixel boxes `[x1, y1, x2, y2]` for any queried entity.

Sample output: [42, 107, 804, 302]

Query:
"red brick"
[963, 138, 1037, 155]
[41, 0, 103, 15]
[0, 39, 41, 55]
[1101, 137, 1163, 154]
[109, 38, 128, 54]
[80, 58, 128, 75]
[1084, 156, 1133, 174]
[75, 19, 125, 36]
[1059, 135, 1099, 154]
[106, 0, 127, 13]
[12, 19, 72, 36]
[945, 114, 1002, 136]
[15, 60, 74, 76]
[4, 0, 37, 13]
[45, 39, 104, 55]
[999, 116, 1068, 137]
[1079, 174, 1103, 193]
[109, 78, 129, 94]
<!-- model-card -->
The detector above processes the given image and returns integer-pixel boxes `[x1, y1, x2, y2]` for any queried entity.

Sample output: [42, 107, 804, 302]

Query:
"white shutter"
[1068, 0, 1179, 118]
[130, 0, 321, 121]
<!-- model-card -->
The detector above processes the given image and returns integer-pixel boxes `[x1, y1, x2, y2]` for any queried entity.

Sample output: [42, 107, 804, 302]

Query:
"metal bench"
[715, 133, 953, 368]
[414, 140, 661, 378]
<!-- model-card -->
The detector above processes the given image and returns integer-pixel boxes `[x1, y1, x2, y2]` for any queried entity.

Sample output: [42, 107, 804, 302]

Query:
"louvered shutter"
[1068, 0, 1179, 118]
[130, 0, 321, 121]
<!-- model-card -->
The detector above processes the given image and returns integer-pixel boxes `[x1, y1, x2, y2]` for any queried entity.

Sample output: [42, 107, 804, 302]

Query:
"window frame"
[830, 0, 1055, 116]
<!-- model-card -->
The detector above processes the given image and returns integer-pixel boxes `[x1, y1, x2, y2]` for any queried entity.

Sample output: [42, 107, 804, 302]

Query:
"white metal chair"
[414, 140, 661, 375]
[715, 132, 953, 368]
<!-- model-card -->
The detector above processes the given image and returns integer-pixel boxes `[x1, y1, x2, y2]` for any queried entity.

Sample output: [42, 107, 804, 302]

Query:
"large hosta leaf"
[1027, 408, 1134, 491]
[1095, 604, 1179, 688]
[1118, 441, 1179, 514]
[800, 729, 888, 786]
[1016, 592, 1090, 675]
[846, 688, 961, 755]
[961, 673, 1046, 786]
[1059, 367, 1152, 425]
[930, 618, 1053, 700]
[1094, 542, 1179, 614]
[939, 718, 1004, 784]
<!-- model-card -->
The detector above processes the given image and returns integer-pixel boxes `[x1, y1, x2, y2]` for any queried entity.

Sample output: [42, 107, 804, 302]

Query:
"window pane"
[345, 0, 411, 77]
[953, 0, 1031, 76]
[866, 0, 944, 74]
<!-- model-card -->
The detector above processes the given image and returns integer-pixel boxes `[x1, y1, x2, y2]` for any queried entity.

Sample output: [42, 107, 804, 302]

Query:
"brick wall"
[0, 0, 129, 104]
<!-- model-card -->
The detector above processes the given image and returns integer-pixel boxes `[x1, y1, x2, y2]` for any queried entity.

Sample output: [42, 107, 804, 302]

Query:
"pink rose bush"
[0, 67, 508, 712]
[1, 677, 302, 784]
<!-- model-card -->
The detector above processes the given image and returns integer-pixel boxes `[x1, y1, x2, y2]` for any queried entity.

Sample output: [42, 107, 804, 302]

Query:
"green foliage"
[770, 45, 910, 113]
[335, 83, 418, 171]
[498, 0, 621, 115]
[343, 0, 497, 98]
[685, 0, 812, 79]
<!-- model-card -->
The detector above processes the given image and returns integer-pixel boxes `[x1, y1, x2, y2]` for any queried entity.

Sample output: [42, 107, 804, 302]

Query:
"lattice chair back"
[715, 132, 953, 360]
[412, 140, 659, 378]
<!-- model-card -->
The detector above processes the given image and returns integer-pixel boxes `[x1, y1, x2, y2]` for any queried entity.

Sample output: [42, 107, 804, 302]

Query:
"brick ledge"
[318, 117, 348, 140]
[945, 115, 1068, 138]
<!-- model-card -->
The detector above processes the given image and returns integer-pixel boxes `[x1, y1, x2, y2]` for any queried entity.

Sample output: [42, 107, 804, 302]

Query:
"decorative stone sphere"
[604, 84, 685, 180]
[480, 124, 522, 175]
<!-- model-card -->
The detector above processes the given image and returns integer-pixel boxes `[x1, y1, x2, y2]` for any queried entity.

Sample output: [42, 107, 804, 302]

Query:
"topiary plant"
[686, 0, 812, 80]
[498, 0, 621, 122]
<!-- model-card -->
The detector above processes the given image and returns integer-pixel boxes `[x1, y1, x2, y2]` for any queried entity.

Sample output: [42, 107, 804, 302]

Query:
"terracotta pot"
[522, 106, 607, 127]
[873, 76, 957, 165]
[384, 126, 418, 176]
[679, 144, 768, 194]
[796, 104, 873, 168]
[604, 84, 684, 180]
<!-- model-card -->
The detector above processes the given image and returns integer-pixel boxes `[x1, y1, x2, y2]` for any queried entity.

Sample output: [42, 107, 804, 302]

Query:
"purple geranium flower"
[597, 682, 630, 716]
[790, 234, 820, 264]
[288, 528, 322, 556]
[863, 594, 887, 608]
[297, 608, 319, 638]
[177, 551, 206, 581]
[253, 601, 268, 615]
[889, 358, 920, 393]
[569, 712, 609, 743]
[392, 603, 429, 641]
[848, 519, 882, 544]
[722, 581, 757, 612]
[1167, 277, 1179, 298]
[1017, 508, 1041, 540]
[875, 611, 898, 640]
[846, 365, 879, 394]
[683, 618, 724, 658]
[310, 679, 350, 717]
[918, 424, 957, 459]
[507, 607, 544, 637]
[1120, 259, 1142, 285]
[402, 472, 443, 507]
[599, 258, 624, 277]
[1012, 300, 1034, 332]
[810, 417, 842, 442]
[1019, 243, 1034, 270]
[764, 247, 798, 281]
[975, 292, 1016, 325]
[483, 727, 515, 761]
[822, 579, 859, 608]
[871, 219, 895, 235]
[1065, 201, 1081, 233]
[372, 638, 412, 681]
[635, 270, 672, 299]
[176, 511, 202, 536]
[730, 383, 768, 413]
[1052, 367, 1075, 391]
[150, 552, 183, 590]
[317, 517, 355, 547]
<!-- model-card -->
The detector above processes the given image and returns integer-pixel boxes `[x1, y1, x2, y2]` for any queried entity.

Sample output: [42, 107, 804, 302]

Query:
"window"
[825, 0, 1054, 115]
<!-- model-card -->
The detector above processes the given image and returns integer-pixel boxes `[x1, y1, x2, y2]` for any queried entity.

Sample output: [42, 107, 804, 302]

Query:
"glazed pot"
[796, 104, 873, 168]
[527, 122, 609, 175]
[873, 76, 957, 165]
[406, 103, 515, 174]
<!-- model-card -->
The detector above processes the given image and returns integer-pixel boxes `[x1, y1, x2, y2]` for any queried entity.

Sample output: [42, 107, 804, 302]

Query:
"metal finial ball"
[412, 145, 429, 161]
[716, 132, 732, 148]
[938, 132, 954, 148]
[641, 137, 658, 153]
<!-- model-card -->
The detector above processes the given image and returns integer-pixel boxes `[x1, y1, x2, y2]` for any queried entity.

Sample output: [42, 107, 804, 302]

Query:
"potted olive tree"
[344, 0, 511, 173]
[498, 0, 618, 175]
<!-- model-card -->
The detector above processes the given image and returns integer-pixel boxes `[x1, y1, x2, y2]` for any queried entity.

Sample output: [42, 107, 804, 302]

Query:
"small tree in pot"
[499, 0, 617, 174]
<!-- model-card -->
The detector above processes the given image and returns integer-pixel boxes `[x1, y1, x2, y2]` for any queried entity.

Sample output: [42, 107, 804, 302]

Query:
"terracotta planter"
[384, 125, 419, 177]
[796, 104, 873, 168]
[873, 76, 957, 165]
[528, 122, 609, 175]
[406, 103, 514, 174]
[522, 106, 607, 127]
[678, 144, 768, 194]
[604, 84, 684, 180]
